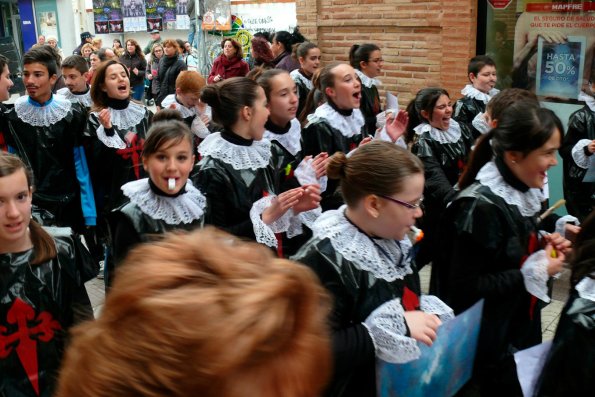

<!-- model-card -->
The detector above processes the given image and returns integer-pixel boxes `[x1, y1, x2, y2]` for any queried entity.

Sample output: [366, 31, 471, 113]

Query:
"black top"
[453, 95, 486, 139]
[359, 82, 381, 136]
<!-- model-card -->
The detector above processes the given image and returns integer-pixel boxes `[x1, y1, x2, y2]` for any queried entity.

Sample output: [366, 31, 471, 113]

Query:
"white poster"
[231, 2, 296, 33]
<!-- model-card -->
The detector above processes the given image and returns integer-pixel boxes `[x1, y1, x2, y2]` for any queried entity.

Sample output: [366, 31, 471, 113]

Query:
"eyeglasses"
[379, 195, 424, 210]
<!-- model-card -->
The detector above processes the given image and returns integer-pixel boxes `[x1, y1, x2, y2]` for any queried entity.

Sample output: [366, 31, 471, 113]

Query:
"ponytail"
[458, 130, 494, 190]
[30, 220, 57, 265]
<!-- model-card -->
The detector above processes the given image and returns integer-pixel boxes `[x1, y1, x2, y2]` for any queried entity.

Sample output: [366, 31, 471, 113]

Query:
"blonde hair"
[56, 228, 331, 397]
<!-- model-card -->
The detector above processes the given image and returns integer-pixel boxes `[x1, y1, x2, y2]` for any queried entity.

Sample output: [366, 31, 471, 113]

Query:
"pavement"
[86, 263, 570, 340]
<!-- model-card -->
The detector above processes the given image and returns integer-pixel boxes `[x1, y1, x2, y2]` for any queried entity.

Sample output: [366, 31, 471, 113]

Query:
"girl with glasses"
[349, 43, 384, 136]
[292, 141, 453, 397]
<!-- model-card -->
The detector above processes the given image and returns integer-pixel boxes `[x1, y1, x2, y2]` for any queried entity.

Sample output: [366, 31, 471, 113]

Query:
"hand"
[564, 224, 581, 243]
[98, 109, 112, 129]
[385, 110, 409, 143]
[543, 232, 572, 255]
[311, 152, 329, 179]
[403, 311, 441, 346]
[199, 114, 210, 126]
[292, 184, 321, 214]
[215, 74, 222, 82]
[358, 136, 373, 147]
[588, 140, 595, 154]
[528, 30, 568, 47]
[133, 67, 139, 75]
[545, 244, 566, 276]
[261, 189, 304, 224]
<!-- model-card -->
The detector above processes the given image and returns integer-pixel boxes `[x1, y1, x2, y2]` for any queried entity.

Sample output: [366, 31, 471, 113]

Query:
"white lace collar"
[578, 91, 595, 112]
[92, 101, 147, 130]
[14, 95, 72, 127]
[264, 118, 302, 156]
[413, 121, 462, 144]
[356, 69, 381, 88]
[290, 69, 313, 90]
[476, 161, 544, 217]
[461, 84, 499, 104]
[575, 275, 595, 302]
[313, 102, 365, 138]
[56, 87, 92, 107]
[121, 178, 206, 225]
[198, 132, 272, 170]
[161, 94, 195, 118]
[312, 206, 413, 282]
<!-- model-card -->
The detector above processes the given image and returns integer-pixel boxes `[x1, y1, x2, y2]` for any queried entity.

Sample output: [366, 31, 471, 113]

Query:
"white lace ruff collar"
[414, 121, 462, 144]
[264, 118, 302, 156]
[575, 275, 595, 302]
[198, 132, 272, 170]
[92, 101, 147, 130]
[461, 84, 499, 104]
[578, 91, 595, 112]
[290, 69, 313, 91]
[313, 102, 365, 138]
[56, 87, 92, 107]
[121, 178, 206, 225]
[312, 206, 413, 282]
[161, 94, 195, 118]
[15, 95, 72, 127]
[356, 69, 381, 88]
[476, 161, 544, 217]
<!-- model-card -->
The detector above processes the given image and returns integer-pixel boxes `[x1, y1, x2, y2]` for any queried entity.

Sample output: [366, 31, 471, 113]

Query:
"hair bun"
[200, 85, 221, 108]
[326, 152, 348, 180]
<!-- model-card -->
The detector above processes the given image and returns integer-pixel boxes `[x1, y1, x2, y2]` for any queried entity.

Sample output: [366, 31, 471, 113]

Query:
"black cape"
[360, 83, 381, 137]
[453, 95, 485, 139]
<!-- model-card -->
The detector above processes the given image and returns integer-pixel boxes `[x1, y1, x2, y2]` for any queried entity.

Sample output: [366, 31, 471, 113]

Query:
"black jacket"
[156, 56, 187, 107]
[119, 52, 147, 87]
[360, 83, 381, 136]
[560, 105, 595, 222]
[454, 95, 486, 139]
[0, 227, 94, 397]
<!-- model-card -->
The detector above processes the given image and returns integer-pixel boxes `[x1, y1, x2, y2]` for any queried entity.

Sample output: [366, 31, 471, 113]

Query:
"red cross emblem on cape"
[0, 298, 62, 396]
[116, 131, 145, 179]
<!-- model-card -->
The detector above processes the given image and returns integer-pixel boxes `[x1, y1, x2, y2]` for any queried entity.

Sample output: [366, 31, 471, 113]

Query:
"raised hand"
[98, 108, 112, 129]
[385, 109, 409, 143]
[261, 188, 304, 225]
[293, 184, 321, 214]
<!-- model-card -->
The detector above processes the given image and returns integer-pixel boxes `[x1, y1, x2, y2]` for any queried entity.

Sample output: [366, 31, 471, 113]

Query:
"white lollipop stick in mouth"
[168, 178, 176, 191]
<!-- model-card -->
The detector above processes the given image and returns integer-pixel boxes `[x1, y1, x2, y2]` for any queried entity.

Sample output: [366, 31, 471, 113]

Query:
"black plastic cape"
[0, 227, 94, 397]
[301, 118, 367, 210]
[292, 235, 421, 397]
[360, 83, 381, 137]
[560, 105, 595, 222]
[534, 288, 595, 396]
[294, 73, 312, 118]
[453, 95, 485, 139]
[432, 182, 548, 395]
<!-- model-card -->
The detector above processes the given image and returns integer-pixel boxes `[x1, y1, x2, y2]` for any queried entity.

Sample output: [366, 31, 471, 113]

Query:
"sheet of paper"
[386, 92, 399, 110]
[514, 340, 553, 397]
[582, 155, 595, 182]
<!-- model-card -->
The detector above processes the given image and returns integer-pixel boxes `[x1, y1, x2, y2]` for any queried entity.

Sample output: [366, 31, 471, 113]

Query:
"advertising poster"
[92, 0, 123, 34]
[485, 0, 595, 101]
[202, 0, 232, 31]
[176, 0, 190, 30]
[232, 2, 296, 33]
[378, 300, 484, 397]
[146, 0, 176, 30]
[122, 0, 146, 32]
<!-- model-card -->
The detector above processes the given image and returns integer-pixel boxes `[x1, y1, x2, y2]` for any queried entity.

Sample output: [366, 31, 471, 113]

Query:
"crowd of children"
[0, 32, 594, 397]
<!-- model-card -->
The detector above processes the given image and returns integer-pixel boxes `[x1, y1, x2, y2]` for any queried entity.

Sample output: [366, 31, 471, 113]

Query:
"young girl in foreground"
[292, 141, 453, 397]
[111, 112, 206, 270]
[0, 153, 94, 397]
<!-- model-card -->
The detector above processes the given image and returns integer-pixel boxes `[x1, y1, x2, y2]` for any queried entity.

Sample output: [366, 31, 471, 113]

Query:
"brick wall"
[296, 0, 478, 105]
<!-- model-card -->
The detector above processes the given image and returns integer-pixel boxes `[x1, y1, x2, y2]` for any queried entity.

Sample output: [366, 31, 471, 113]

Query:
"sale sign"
[536, 36, 586, 99]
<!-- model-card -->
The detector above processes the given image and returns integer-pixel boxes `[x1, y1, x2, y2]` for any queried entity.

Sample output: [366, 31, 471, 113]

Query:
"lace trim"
[312, 207, 413, 281]
[121, 178, 206, 225]
[56, 87, 92, 107]
[575, 276, 595, 302]
[461, 84, 499, 104]
[476, 161, 544, 216]
[287, 207, 322, 239]
[96, 125, 126, 149]
[413, 121, 462, 144]
[161, 94, 196, 118]
[419, 295, 454, 322]
[92, 101, 147, 130]
[555, 215, 580, 238]
[191, 116, 210, 139]
[198, 132, 271, 170]
[294, 157, 328, 192]
[312, 102, 365, 138]
[472, 112, 491, 135]
[356, 69, 381, 88]
[14, 95, 72, 127]
[264, 118, 302, 156]
[249, 195, 294, 248]
[578, 91, 595, 112]
[290, 69, 313, 90]
[571, 139, 592, 169]
[363, 299, 421, 364]
[520, 250, 550, 303]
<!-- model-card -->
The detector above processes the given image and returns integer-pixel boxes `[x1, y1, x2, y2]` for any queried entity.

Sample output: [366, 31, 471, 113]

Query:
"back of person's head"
[175, 70, 205, 93]
[405, 87, 449, 143]
[349, 43, 380, 70]
[61, 55, 89, 74]
[274, 27, 306, 53]
[253, 31, 272, 43]
[468, 55, 496, 77]
[176, 39, 185, 54]
[486, 88, 538, 122]
[24, 45, 61, 77]
[327, 141, 424, 206]
[256, 68, 288, 101]
[142, 116, 193, 158]
[0, 152, 56, 264]
[251, 36, 274, 65]
[55, 228, 331, 397]
[200, 77, 260, 129]
[459, 99, 563, 189]
[570, 210, 595, 287]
